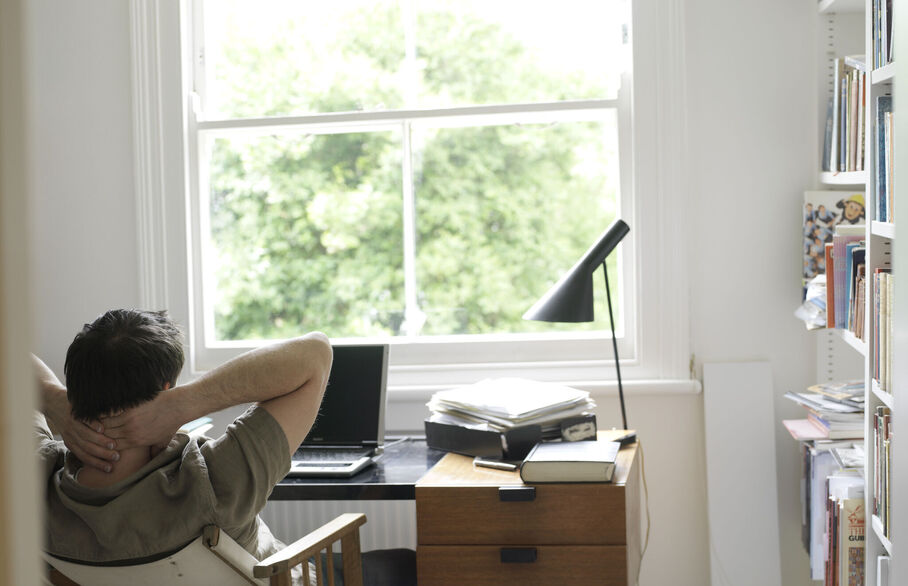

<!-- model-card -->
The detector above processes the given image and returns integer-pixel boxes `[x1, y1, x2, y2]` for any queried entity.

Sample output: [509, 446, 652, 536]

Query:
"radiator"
[260, 500, 417, 551]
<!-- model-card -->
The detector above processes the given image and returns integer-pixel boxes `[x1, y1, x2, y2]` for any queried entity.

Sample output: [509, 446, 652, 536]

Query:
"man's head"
[64, 309, 184, 421]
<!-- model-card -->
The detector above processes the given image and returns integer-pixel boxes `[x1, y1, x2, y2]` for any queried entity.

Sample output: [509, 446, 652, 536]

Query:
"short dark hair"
[64, 309, 184, 421]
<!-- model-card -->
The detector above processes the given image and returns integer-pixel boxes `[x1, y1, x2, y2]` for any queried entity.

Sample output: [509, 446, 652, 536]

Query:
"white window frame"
[129, 0, 694, 396]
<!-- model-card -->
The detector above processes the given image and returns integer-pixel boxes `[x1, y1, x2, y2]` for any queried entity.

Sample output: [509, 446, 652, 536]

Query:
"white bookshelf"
[820, 170, 869, 185]
[813, 1, 899, 584]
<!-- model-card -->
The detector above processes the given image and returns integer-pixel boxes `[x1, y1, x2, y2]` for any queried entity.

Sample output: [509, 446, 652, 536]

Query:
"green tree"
[208, 3, 618, 340]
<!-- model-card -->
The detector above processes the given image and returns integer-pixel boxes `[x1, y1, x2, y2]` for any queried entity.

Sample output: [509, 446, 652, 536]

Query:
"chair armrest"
[252, 513, 367, 579]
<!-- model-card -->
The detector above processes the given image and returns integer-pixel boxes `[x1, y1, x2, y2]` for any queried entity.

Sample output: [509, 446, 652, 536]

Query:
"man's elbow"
[299, 332, 333, 376]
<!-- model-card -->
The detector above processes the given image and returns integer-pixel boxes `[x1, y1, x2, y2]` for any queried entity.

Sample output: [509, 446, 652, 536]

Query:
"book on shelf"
[805, 445, 856, 580]
[873, 406, 892, 540]
[844, 241, 865, 333]
[806, 380, 864, 405]
[826, 57, 866, 173]
[876, 95, 894, 223]
[784, 383, 865, 441]
[824, 470, 864, 586]
[808, 411, 864, 439]
[826, 243, 836, 326]
[873, 269, 893, 389]
[873, 0, 894, 69]
[519, 439, 620, 483]
[832, 226, 865, 329]
[784, 418, 830, 441]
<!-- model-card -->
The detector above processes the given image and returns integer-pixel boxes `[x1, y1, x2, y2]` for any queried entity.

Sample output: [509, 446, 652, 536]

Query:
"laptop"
[288, 344, 388, 478]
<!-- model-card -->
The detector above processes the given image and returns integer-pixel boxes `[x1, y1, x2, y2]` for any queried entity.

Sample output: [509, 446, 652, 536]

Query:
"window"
[133, 0, 691, 391]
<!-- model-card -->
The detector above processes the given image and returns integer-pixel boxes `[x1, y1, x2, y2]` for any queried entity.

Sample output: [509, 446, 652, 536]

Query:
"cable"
[636, 439, 651, 586]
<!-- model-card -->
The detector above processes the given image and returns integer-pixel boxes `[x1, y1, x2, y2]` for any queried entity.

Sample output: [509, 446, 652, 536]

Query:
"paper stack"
[425, 378, 597, 459]
[783, 380, 864, 440]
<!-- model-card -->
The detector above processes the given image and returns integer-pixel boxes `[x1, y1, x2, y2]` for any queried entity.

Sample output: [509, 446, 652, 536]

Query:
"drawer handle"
[500, 548, 538, 564]
[498, 486, 536, 502]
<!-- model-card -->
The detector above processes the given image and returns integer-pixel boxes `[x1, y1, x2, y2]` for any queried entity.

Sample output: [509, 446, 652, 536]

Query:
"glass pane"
[413, 0, 624, 108]
[205, 130, 404, 341]
[411, 114, 621, 336]
[201, 0, 407, 118]
[200, 0, 624, 118]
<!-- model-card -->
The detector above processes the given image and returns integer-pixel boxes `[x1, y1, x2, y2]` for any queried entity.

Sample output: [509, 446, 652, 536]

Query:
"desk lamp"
[523, 219, 630, 430]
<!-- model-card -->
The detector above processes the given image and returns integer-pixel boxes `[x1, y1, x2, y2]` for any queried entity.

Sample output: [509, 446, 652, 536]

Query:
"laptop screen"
[301, 344, 388, 447]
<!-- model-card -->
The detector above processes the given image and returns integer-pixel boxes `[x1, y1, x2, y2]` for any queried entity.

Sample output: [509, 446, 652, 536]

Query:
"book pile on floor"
[783, 380, 864, 440]
[424, 378, 597, 460]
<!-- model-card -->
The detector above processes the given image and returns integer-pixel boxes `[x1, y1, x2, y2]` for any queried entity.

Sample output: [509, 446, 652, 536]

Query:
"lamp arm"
[603, 261, 628, 430]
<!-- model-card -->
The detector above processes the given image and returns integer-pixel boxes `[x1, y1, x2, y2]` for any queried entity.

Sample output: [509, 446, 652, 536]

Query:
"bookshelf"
[809, 0, 899, 584]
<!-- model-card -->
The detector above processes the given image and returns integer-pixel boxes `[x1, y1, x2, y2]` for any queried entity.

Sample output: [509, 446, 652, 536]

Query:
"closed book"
[520, 440, 620, 483]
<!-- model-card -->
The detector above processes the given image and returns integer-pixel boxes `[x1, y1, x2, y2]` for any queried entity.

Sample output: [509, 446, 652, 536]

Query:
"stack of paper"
[427, 377, 596, 433]
[783, 380, 864, 440]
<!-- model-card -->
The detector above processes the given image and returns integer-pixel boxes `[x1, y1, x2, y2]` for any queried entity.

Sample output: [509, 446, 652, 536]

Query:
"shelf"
[871, 379, 895, 409]
[872, 515, 893, 555]
[818, 0, 864, 13]
[833, 328, 867, 356]
[872, 62, 896, 84]
[820, 170, 868, 185]
[871, 221, 895, 239]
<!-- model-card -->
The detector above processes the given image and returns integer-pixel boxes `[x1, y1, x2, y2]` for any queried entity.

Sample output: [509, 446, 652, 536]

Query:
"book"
[833, 227, 865, 328]
[838, 498, 865, 586]
[519, 439, 620, 483]
[876, 96, 892, 221]
[825, 243, 835, 326]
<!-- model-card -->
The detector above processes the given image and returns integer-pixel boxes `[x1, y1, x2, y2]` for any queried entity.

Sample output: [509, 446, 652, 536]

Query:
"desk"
[270, 437, 446, 501]
[415, 436, 641, 586]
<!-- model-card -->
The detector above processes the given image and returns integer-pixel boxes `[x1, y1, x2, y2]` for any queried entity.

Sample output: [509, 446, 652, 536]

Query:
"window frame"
[129, 0, 693, 394]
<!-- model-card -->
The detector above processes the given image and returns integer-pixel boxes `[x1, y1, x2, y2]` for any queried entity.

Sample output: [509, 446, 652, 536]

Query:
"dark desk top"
[269, 437, 447, 501]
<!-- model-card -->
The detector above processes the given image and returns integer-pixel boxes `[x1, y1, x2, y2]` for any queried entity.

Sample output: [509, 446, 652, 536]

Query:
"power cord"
[636, 439, 651, 586]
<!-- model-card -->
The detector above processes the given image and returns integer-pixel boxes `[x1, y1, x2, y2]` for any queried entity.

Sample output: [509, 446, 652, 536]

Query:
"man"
[36, 309, 331, 578]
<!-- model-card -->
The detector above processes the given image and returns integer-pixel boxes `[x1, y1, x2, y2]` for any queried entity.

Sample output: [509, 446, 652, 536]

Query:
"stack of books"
[424, 378, 597, 460]
[783, 380, 864, 440]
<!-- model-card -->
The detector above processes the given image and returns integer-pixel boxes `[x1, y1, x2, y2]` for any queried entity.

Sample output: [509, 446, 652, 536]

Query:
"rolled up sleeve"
[201, 406, 291, 531]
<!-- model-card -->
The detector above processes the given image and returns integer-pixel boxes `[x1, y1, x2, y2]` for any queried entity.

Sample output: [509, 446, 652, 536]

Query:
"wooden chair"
[46, 513, 366, 586]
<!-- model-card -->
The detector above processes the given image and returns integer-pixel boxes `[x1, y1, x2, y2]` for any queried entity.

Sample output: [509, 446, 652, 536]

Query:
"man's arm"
[33, 355, 120, 472]
[103, 332, 332, 455]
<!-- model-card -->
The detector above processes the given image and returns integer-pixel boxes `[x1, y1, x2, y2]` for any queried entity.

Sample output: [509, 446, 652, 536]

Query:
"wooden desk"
[415, 438, 641, 585]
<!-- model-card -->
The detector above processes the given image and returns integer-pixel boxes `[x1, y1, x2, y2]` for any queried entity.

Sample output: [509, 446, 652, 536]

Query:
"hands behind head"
[59, 390, 181, 474]
[58, 415, 119, 474]
[100, 390, 181, 454]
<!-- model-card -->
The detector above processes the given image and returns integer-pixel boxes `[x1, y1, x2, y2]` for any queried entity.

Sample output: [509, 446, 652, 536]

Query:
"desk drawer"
[417, 545, 627, 585]
[416, 484, 626, 545]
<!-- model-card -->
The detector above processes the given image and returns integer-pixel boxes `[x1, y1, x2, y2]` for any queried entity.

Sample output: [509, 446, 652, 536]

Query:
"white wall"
[27, 0, 139, 378]
[685, 1, 817, 584]
[23, 2, 820, 585]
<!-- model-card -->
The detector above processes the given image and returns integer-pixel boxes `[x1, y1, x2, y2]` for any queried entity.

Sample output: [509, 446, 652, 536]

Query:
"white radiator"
[260, 500, 417, 551]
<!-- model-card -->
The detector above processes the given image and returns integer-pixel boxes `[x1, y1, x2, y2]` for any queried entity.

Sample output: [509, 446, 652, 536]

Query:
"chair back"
[45, 526, 268, 586]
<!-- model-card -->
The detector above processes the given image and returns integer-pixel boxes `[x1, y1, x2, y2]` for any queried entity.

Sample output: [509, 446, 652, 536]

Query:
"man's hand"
[43, 385, 120, 473]
[100, 390, 183, 450]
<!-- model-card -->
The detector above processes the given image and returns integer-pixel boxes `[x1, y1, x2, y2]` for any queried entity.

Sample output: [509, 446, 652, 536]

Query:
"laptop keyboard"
[293, 449, 371, 463]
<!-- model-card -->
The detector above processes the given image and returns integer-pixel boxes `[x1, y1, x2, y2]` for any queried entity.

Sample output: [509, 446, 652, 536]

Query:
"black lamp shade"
[523, 219, 630, 323]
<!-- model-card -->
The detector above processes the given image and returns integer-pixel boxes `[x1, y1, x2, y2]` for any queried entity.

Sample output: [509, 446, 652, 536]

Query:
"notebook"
[288, 343, 388, 478]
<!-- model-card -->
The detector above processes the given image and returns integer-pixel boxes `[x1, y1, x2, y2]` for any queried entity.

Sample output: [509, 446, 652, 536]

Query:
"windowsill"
[386, 377, 702, 402]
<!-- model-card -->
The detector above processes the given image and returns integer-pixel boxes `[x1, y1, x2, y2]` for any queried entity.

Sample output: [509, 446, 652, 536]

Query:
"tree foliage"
[208, 3, 619, 340]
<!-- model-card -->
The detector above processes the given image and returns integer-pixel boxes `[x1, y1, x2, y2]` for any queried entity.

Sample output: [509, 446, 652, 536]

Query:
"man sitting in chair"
[34, 309, 410, 585]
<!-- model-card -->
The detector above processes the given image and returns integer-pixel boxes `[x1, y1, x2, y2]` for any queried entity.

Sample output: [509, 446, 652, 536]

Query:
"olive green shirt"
[35, 406, 292, 564]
